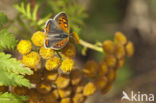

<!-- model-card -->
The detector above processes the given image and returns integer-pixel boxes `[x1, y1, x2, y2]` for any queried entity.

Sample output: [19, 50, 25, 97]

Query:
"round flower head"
[17, 40, 32, 55]
[45, 56, 61, 71]
[39, 46, 54, 59]
[61, 43, 76, 58]
[98, 60, 108, 76]
[82, 60, 98, 78]
[73, 93, 85, 103]
[102, 40, 115, 54]
[58, 87, 72, 98]
[36, 81, 52, 94]
[114, 32, 127, 45]
[115, 44, 125, 59]
[44, 70, 58, 82]
[73, 81, 85, 93]
[22, 51, 40, 69]
[55, 74, 70, 89]
[43, 91, 58, 103]
[116, 58, 125, 69]
[126, 41, 134, 57]
[94, 76, 107, 90]
[71, 32, 80, 44]
[83, 82, 96, 96]
[104, 55, 116, 68]
[61, 98, 71, 103]
[31, 31, 45, 47]
[107, 68, 117, 82]
[61, 58, 75, 72]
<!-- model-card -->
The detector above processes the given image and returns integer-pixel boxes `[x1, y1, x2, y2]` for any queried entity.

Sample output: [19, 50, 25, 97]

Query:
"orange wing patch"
[55, 13, 69, 34]
[56, 38, 69, 48]
[45, 22, 50, 34]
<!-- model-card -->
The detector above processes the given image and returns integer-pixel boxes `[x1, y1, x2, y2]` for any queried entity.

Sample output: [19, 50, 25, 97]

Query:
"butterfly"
[44, 12, 70, 50]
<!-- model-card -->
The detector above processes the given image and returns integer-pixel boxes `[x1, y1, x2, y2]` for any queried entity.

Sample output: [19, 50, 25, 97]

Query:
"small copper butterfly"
[44, 12, 70, 50]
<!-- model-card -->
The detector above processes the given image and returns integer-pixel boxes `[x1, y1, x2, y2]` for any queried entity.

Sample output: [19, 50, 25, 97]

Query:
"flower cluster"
[0, 31, 134, 103]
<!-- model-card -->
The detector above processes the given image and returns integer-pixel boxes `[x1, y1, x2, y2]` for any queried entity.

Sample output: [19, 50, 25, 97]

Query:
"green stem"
[79, 39, 103, 53]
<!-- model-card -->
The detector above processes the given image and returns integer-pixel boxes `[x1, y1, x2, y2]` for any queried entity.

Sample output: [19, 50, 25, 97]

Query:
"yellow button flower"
[45, 56, 61, 71]
[126, 41, 134, 57]
[61, 58, 75, 72]
[58, 87, 72, 98]
[74, 81, 85, 93]
[39, 46, 55, 59]
[101, 82, 113, 95]
[82, 60, 98, 78]
[43, 91, 58, 103]
[102, 40, 115, 54]
[60, 98, 71, 103]
[61, 43, 76, 58]
[104, 55, 116, 68]
[17, 40, 32, 55]
[22, 51, 40, 69]
[44, 71, 58, 82]
[83, 82, 96, 96]
[11, 86, 28, 95]
[98, 60, 108, 76]
[36, 81, 52, 94]
[31, 31, 45, 47]
[72, 93, 85, 103]
[55, 74, 70, 89]
[114, 32, 127, 45]
[94, 76, 108, 90]
[115, 44, 125, 59]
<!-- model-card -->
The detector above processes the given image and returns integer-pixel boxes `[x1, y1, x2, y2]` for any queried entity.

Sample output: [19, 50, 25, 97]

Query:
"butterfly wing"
[44, 34, 69, 50]
[44, 19, 64, 35]
[54, 12, 69, 34]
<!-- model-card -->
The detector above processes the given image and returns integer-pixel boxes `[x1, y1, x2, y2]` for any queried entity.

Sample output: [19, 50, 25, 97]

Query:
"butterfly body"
[44, 12, 70, 50]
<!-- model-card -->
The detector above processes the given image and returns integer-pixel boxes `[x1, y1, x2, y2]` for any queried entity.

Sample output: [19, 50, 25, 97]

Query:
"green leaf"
[32, 5, 39, 21]
[0, 52, 33, 75]
[0, 92, 28, 103]
[26, 3, 31, 19]
[0, 12, 8, 27]
[0, 29, 18, 50]
[0, 70, 31, 87]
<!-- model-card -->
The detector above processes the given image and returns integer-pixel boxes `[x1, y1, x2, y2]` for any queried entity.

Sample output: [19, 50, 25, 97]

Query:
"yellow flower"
[43, 91, 58, 103]
[107, 68, 117, 82]
[55, 74, 70, 89]
[44, 71, 58, 82]
[94, 76, 108, 90]
[104, 55, 116, 68]
[45, 56, 61, 71]
[114, 32, 127, 45]
[39, 46, 55, 59]
[98, 60, 108, 76]
[61, 58, 75, 72]
[74, 81, 85, 93]
[102, 40, 115, 54]
[115, 44, 125, 59]
[60, 98, 71, 103]
[31, 31, 45, 47]
[36, 81, 52, 94]
[71, 32, 80, 44]
[17, 40, 32, 55]
[58, 87, 72, 98]
[126, 41, 134, 57]
[82, 60, 98, 78]
[71, 69, 82, 86]
[72, 93, 85, 103]
[61, 43, 76, 58]
[116, 58, 125, 69]
[83, 82, 96, 96]
[22, 51, 40, 69]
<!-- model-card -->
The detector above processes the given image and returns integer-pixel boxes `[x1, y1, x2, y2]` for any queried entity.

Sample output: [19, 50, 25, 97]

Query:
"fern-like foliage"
[0, 92, 28, 103]
[0, 52, 33, 75]
[14, 2, 51, 30]
[0, 12, 8, 27]
[0, 70, 31, 87]
[0, 29, 18, 50]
